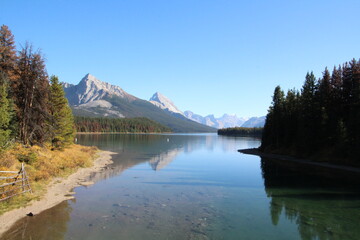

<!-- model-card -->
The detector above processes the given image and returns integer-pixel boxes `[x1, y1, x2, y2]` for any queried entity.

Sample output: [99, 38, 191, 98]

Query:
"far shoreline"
[0, 150, 116, 237]
[239, 148, 360, 174]
[76, 132, 216, 135]
[76, 131, 173, 134]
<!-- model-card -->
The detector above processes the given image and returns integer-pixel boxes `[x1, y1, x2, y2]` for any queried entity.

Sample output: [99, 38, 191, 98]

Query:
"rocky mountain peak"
[149, 92, 172, 105]
[149, 92, 184, 115]
[63, 74, 137, 105]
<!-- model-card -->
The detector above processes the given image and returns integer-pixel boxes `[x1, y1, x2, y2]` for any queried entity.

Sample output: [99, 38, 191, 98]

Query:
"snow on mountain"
[204, 114, 218, 127]
[184, 111, 252, 129]
[241, 116, 266, 128]
[149, 92, 184, 115]
[217, 114, 248, 128]
[183, 111, 204, 123]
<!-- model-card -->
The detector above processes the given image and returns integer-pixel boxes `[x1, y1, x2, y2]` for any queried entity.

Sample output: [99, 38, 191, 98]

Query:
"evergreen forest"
[261, 59, 360, 165]
[0, 25, 74, 149]
[75, 116, 171, 133]
[218, 127, 263, 137]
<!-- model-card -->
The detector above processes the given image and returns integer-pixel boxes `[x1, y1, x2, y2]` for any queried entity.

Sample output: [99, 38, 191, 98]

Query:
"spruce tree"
[49, 75, 75, 148]
[0, 73, 12, 148]
[261, 86, 285, 151]
[299, 72, 319, 153]
[283, 89, 299, 149]
[0, 25, 17, 140]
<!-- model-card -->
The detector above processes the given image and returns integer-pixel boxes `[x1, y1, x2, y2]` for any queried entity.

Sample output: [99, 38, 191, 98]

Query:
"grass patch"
[0, 144, 98, 215]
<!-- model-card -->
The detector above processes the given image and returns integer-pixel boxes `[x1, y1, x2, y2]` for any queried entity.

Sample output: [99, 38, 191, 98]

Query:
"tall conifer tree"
[16, 43, 49, 145]
[0, 73, 12, 148]
[0, 25, 17, 140]
[49, 75, 75, 148]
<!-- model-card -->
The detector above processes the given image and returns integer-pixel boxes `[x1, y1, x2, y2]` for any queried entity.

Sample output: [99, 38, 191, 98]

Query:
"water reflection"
[81, 134, 259, 177]
[2, 200, 73, 240]
[261, 157, 360, 240]
[5, 134, 360, 240]
[4, 134, 258, 240]
[77, 133, 259, 156]
[148, 149, 181, 171]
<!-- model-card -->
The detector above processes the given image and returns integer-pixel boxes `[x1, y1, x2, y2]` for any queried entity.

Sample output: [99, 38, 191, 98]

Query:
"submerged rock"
[79, 181, 94, 186]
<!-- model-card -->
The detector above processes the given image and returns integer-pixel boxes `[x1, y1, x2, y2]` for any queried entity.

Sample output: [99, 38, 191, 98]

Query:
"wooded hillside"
[75, 116, 171, 133]
[218, 127, 263, 137]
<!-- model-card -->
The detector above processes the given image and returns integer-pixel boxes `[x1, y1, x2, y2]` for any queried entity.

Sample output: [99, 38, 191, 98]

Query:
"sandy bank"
[239, 148, 360, 174]
[0, 150, 115, 236]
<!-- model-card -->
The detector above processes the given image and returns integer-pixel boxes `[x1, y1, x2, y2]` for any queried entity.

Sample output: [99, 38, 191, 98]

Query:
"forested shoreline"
[261, 59, 360, 165]
[75, 116, 171, 133]
[0, 25, 100, 212]
[218, 127, 263, 137]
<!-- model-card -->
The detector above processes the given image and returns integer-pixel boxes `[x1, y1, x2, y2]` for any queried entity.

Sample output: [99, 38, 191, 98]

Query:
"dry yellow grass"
[0, 144, 98, 215]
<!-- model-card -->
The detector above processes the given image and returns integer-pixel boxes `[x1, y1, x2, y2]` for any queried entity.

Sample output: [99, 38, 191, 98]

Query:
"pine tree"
[283, 89, 299, 149]
[0, 25, 17, 141]
[0, 72, 12, 148]
[49, 75, 75, 148]
[16, 43, 50, 145]
[261, 86, 285, 151]
[348, 59, 360, 158]
[298, 72, 320, 153]
[317, 68, 332, 146]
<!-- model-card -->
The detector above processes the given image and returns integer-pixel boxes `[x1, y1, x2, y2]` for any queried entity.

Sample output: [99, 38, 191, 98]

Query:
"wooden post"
[22, 163, 25, 192]
[0, 163, 32, 201]
[24, 164, 32, 193]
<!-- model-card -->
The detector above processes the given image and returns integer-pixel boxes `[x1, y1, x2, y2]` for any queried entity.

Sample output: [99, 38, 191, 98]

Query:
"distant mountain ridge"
[63, 74, 216, 133]
[184, 111, 265, 128]
[63, 74, 264, 131]
[184, 111, 250, 128]
[241, 116, 266, 128]
[148, 92, 265, 128]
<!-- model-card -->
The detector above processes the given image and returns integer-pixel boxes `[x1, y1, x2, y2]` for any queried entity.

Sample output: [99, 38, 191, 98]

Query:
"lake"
[3, 133, 360, 240]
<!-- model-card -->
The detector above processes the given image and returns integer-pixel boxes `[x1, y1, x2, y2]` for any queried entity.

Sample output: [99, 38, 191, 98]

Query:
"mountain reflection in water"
[3, 134, 359, 240]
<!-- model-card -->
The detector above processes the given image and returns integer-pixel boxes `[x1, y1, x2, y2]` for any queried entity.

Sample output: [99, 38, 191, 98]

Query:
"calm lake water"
[3, 133, 360, 240]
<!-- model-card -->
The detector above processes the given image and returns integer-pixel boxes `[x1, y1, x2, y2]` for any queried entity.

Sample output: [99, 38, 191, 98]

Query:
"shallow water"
[3, 134, 360, 240]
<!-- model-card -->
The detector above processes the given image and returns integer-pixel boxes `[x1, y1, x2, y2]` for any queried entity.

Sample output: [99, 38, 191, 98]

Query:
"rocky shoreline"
[0, 150, 116, 237]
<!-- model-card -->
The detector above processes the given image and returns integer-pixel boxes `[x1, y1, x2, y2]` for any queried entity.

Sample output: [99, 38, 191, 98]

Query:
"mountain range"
[148, 92, 265, 128]
[63, 74, 216, 133]
[63, 74, 264, 132]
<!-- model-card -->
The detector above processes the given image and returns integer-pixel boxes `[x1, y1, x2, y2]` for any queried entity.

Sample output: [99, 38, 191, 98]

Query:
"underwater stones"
[64, 192, 76, 197]
[79, 181, 94, 186]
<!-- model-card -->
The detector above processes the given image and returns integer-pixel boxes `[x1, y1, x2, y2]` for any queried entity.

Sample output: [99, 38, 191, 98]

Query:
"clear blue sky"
[2, 0, 360, 117]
